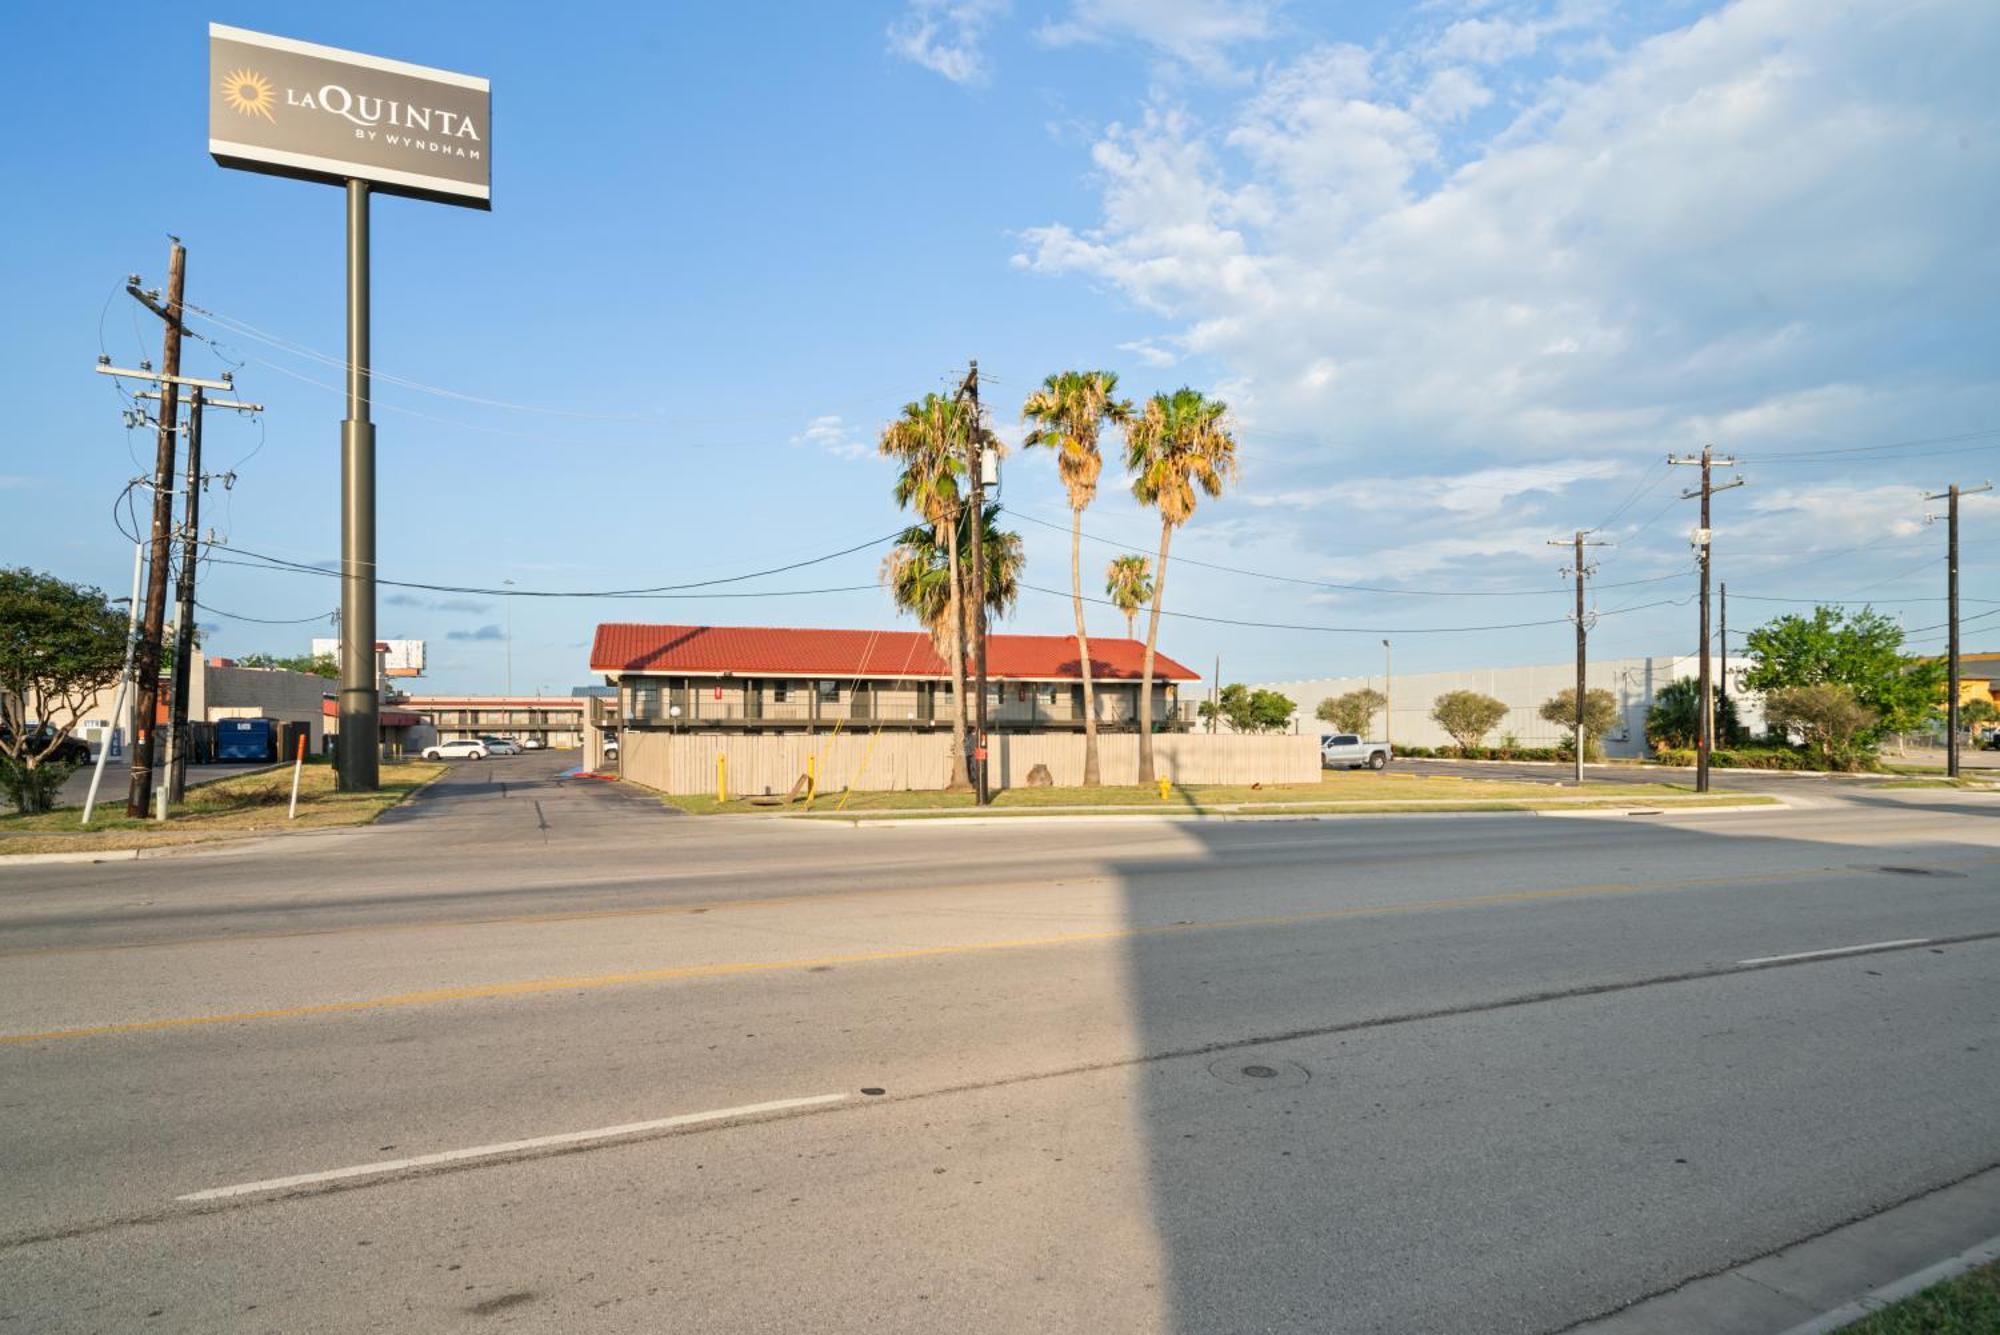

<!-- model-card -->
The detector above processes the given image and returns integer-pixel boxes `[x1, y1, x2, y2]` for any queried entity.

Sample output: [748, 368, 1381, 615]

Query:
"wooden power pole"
[125, 241, 186, 819]
[1548, 530, 1608, 785]
[1668, 445, 1743, 794]
[1927, 481, 1993, 778]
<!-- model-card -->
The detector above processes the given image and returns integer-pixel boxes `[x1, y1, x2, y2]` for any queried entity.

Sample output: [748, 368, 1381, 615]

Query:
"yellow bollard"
[1157, 777, 1171, 801]
[807, 754, 817, 801]
[717, 752, 728, 804]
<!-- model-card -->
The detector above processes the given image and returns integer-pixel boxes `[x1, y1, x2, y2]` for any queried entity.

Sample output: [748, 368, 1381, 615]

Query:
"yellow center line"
[6, 858, 1973, 1046]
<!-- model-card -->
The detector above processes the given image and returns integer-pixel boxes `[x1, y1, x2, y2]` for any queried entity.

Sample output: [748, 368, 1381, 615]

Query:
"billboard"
[209, 24, 490, 209]
[314, 638, 426, 678]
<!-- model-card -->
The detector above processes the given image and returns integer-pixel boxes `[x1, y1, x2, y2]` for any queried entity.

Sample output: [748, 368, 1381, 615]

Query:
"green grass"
[0, 758, 446, 855]
[656, 767, 1721, 817]
[1839, 1257, 2000, 1334]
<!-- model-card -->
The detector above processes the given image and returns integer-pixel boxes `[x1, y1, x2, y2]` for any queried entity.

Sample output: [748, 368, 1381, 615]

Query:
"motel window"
[818, 680, 840, 703]
[773, 682, 789, 704]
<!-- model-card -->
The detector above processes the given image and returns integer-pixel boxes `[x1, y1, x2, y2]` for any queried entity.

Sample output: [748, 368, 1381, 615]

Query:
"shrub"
[1431, 691, 1509, 752]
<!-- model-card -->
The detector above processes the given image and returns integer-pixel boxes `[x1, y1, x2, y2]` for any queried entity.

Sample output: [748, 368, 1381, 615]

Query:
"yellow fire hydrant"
[1157, 777, 1171, 801]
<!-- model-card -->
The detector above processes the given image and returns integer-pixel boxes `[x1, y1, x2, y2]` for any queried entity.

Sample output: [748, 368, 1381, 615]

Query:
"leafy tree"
[882, 393, 973, 787]
[1742, 606, 1944, 741]
[1200, 683, 1295, 734]
[1126, 388, 1238, 775]
[1538, 687, 1620, 761]
[1316, 688, 1387, 737]
[1764, 683, 1878, 770]
[1644, 677, 1746, 751]
[1104, 555, 1153, 640]
[236, 652, 338, 679]
[0, 568, 126, 813]
[1430, 691, 1509, 753]
[882, 504, 1022, 652]
[1024, 370, 1133, 786]
[1964, 698, 1997, 734]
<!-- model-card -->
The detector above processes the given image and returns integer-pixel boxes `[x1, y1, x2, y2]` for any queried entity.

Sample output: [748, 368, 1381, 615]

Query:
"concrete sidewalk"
[1571, 1164, 2000, 1333]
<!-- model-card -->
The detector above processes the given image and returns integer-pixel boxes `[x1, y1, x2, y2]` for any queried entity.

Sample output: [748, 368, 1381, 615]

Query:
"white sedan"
[422, 739, 488, 761]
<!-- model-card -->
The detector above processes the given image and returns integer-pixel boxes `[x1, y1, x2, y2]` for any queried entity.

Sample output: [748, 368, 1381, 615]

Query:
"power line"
[203, 557, 879, 601]
[1007, 508, 1686, 597]
[206, 528, 900, 598]
[195, 600, 336, 624]
[1021, 581, 1687, 635]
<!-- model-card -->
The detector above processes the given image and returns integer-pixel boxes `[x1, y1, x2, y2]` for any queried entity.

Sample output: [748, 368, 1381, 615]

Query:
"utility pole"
[1718, 581, 1728, 723]
[1668, 445, 1744, 793]
[1926, 481, 1992, 778]
[1548, 530, 1609, 785]
[122, 241, 184, 818]
[958, 360, 992, 805]
[156, 387, 257, 801]
[1210, 654, 1220, 734]
[165, 387, 203, 803]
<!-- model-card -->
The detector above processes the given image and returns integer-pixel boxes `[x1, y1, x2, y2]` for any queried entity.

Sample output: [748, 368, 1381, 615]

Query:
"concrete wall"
[618, 731, 1320, 796]
[1259, 655, 1763, 757]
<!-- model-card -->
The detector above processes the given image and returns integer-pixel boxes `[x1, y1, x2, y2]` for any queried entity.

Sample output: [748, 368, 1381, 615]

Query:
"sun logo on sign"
[221, 69, 277, 123]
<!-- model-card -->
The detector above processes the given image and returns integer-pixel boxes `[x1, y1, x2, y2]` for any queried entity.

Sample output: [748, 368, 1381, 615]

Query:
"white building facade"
[1260, 655, 1762, 758]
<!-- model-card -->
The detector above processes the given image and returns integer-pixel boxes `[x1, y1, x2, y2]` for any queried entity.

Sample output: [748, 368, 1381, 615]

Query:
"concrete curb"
[0, 848, 143, 866]
[1569, 1162, 2000, 1334]
[794, 801, 1784, 829]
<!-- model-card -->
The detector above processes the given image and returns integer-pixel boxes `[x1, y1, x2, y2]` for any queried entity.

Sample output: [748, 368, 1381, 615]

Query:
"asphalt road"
[2, 751, 1996, 1332]
[1394, 753, 1998, 787]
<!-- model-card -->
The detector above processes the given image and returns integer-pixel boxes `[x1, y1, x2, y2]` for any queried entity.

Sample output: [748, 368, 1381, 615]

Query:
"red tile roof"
[590, 623, 1199, 682]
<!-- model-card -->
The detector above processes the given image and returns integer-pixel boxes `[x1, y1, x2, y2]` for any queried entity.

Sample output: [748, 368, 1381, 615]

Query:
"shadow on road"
[1101, 797, 2000, 1331]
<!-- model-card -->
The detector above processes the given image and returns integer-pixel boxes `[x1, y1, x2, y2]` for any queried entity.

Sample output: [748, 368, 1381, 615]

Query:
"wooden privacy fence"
[618, 731, 1319, 796]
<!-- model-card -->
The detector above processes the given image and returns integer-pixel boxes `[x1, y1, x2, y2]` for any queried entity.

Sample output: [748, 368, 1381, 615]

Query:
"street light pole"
[1382, 639, 1392, 748]
[503, 579, 515, 700]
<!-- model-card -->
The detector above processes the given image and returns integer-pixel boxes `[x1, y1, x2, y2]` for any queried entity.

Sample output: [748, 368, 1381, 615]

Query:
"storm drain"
[1206, 1056, 1311, 1090]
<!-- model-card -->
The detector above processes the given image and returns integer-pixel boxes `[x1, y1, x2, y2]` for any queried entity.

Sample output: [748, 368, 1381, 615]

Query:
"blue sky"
[3, 0, 1996, 697]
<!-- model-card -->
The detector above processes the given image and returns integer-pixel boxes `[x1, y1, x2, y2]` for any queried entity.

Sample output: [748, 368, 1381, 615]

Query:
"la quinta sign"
[208, 23, 489, 208]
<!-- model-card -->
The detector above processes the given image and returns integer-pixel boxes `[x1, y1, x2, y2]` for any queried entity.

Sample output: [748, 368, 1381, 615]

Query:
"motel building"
[398, 696, 591, 749]
[588, 623, 1201, 737]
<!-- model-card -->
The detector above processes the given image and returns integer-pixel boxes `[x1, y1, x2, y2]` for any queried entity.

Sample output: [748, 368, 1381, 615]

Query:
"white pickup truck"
[1321, 734, 1391, 770]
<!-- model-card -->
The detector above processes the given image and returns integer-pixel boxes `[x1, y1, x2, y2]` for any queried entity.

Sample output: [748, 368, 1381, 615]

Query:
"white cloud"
[1119, 337, 1180, 367]
[1016, 0, 2000, 597]
[792, 414, 872, 461]
[1037, 0, 1280, 80]
[888, 0, 1008, 85]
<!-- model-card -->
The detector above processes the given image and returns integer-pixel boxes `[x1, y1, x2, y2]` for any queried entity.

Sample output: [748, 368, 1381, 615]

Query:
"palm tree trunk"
[1136, 521, 1173, 783]
[1071, 507, 1101, 786]
[1124, 610, 1135, 639]
[943, 514, 971, 790]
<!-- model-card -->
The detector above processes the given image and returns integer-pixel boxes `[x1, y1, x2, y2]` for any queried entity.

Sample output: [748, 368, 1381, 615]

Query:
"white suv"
[422, 739, 488, 761]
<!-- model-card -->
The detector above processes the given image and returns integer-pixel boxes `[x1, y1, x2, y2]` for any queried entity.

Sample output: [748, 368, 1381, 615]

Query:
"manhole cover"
[1206, 1056, 1311, 1090]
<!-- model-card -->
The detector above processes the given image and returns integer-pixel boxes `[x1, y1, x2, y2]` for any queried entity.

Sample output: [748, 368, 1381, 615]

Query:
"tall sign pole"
[340, 180, 379, 788]
[209, 24, 489, 790]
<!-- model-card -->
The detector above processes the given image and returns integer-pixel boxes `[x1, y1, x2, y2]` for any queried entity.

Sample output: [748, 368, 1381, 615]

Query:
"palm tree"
[881, 393, 972, 787]
[1023, 371, 1132, 785]
[883, 504, 1023, 649]
[1125, 388, 1239, 782]
[1105, 555, 1153, 640]
[883, 505, 1023, 767]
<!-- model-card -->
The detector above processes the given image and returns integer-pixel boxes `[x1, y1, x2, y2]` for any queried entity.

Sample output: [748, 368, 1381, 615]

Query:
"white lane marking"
[1738, 938, 1930, 966]
[177, 1093, 848, 1202]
